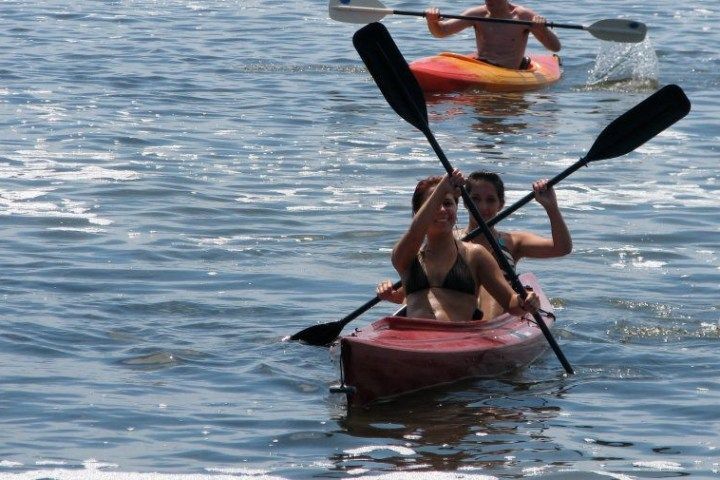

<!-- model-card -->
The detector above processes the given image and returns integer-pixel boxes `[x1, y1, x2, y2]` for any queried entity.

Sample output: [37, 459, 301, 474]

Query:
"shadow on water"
[327, 377, 564, 473]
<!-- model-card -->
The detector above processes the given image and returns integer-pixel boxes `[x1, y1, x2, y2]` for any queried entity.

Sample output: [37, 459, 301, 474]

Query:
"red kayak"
[335, 273, 554, 406]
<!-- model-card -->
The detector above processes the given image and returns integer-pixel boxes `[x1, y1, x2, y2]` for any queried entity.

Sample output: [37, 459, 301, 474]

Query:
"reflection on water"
[329, 378, 562, 473]
[470, 92, 534, 137]
[427, 91, 534, 137]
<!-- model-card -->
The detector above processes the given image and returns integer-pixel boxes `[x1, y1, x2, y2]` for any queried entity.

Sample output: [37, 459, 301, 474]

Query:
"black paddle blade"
[586, 84, 691, 162]
[289, 321, 344, 346]
[352, 22, 428, 132]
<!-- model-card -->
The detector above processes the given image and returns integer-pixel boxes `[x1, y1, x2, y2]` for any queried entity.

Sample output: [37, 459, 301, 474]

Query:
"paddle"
[289, 83, 690, 349]
[348, 22, 576, 374]
[329, 0, 647, 43]
[465, 83, 691, 241]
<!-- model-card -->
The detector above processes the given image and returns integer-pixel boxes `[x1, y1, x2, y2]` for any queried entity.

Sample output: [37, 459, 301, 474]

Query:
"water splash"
[586, 36, 660, 91]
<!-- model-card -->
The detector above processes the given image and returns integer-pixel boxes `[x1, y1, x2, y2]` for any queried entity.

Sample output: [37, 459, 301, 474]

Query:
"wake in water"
[586, 36, 660, 91]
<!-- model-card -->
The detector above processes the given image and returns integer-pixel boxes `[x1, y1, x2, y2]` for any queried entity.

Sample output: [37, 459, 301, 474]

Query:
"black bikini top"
[403, 241, 477, 296]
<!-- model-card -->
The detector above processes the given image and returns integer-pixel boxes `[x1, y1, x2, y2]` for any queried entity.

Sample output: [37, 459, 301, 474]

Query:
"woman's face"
[468, 180, 503, 221]
[423, 187, 458, 230]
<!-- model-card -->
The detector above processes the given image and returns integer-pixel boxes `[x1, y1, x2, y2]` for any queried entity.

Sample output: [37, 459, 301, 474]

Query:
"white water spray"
[587, 35, 660, 90]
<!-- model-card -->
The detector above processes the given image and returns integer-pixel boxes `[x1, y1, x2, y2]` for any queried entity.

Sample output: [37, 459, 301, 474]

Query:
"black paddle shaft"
[377, 8, 644, 35]
[395, 8, 580, 30]
[421, 127, 575, 375]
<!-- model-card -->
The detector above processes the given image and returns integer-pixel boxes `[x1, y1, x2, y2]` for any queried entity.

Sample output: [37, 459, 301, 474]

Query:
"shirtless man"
[425, 0, 561, 70]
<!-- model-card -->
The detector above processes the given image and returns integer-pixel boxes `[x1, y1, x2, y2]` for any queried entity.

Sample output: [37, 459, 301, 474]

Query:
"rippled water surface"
[0, 1, 718, 479]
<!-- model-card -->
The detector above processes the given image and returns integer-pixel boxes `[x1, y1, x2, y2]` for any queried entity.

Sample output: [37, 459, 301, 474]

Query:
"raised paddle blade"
[352, 22, 429, 132]
[585, 84, 691, 162]
[329, 0, 391, 24]
[586, 19, 647, 43]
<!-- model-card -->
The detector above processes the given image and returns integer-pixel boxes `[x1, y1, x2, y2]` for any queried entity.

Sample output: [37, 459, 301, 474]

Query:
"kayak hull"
[338, 273, 554, 406]
[409, 53, 562, 93]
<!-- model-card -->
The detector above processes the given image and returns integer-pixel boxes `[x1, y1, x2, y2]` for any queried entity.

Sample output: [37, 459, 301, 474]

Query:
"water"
[587, 37, 659, 88]
[0, 0, 718, 478]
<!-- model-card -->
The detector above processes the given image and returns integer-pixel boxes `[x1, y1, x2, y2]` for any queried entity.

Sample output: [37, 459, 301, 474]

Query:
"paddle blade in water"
[585, 84, 690, 162]
[289, 321, 344, 346]
[329, 0, 390, 24]
[587, 19, 647, 43]
[352, 22, 428, 131]
[289, 293, 386, 345]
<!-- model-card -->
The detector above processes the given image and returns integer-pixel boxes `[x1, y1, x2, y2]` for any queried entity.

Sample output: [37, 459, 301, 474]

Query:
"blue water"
[0, 1, 718, 479]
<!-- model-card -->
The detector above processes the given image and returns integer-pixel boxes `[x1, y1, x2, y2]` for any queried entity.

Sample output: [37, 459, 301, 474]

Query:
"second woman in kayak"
[392, 169, 539, 322]
[463, 171, 572, 318]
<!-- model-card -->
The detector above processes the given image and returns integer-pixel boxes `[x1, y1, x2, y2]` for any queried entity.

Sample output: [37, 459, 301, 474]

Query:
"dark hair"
[411, 175, 459, 214]
[466, 171, 505, 204]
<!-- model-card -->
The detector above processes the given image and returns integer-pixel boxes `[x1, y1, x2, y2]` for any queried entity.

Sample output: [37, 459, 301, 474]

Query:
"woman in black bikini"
[380, 171, 570, 320]
[390, 169, 538, 322]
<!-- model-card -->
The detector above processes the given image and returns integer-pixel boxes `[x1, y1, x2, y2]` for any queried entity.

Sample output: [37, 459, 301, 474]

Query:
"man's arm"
[519, 7, 561, 52]
[425, 6, 485, 38]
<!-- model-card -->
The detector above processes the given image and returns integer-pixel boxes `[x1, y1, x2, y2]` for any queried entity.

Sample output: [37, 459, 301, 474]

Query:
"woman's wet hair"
[467, 171, 505, 204]
[412, 175, 459, 214]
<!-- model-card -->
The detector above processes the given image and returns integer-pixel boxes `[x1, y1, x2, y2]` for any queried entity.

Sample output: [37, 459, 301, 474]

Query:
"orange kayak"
[410, 53, 562, 93]
[336, 273, 555, 406]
